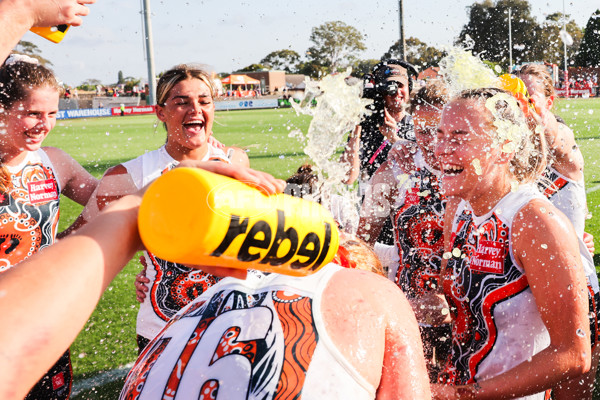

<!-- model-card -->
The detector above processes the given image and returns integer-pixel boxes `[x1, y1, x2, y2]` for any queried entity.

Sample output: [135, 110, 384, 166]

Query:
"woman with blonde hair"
[433, 88, 591, 399]
[79, 63, 249, 353]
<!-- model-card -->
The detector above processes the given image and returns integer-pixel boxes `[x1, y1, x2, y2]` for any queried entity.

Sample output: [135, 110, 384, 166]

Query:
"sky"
[18, 0, 598, 86]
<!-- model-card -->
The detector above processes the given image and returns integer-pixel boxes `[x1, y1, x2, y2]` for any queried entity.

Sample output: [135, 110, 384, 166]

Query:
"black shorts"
[25, 349, 72, 400]
[420, 324, 452, 382]
[588, 288, 599, 349]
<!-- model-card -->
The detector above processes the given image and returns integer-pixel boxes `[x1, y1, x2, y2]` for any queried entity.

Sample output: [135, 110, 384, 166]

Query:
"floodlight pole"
[508, 8, 513, 72]
[142, 0, 157, 105]
[562, 0, 569, 98]
[398, 0, 406, 61]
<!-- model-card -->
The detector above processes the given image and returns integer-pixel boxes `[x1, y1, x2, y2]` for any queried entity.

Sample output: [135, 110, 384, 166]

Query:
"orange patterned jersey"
[120, 264, 376, 400]
[0, 150, 60, 272]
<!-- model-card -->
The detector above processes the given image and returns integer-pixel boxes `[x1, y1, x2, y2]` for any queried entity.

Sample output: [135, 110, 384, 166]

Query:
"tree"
[575, 10, 600, 67]
[12, 41, 52, 66]
[260, 50, 301, 72]
[351, 59, 380, 77]
[306, 21, 366, 74]
[535, 13, 582, 67]
[77, 78, 102, 91]
[237, 64, 267, 72]
[117, 70, 124, 84]
[457, 0, 540, 68]
[383, 37, 444, 69]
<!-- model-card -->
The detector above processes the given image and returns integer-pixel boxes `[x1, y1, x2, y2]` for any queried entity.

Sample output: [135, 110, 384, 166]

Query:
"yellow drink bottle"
[138, 167, 339, 276]
[30, 25, 70, 43]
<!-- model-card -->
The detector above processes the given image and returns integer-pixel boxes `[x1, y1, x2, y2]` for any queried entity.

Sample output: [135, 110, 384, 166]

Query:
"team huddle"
[0, 1, 598, 399]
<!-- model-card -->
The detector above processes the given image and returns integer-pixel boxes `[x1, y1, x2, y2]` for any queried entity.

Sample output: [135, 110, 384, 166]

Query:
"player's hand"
[27, 0, 96, 28]
[177, 160, 286, 195]
[431, 383, 458, 400]
[388, 141, 418, 174]
[135, 257, 150, 303]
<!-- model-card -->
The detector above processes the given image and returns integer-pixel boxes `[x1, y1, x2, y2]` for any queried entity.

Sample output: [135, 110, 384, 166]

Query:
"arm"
[323, 269, 431, 399]
[0, 0, 95, 63]
[44, 147, 98, 206]
[226, 146, 250, 168]
[356, 160, 397, 245]
[340, 124, 362, 184]
[450, 201, 591, 399]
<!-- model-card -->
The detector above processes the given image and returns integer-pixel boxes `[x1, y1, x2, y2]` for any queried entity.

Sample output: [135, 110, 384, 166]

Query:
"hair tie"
[4, 54, 39, 66]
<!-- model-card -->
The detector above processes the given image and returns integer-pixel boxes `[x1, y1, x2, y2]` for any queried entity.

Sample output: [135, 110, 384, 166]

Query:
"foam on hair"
[515, 64, 555, 101]
[0, 59, 60, 192]
[456, 87, 547, 184]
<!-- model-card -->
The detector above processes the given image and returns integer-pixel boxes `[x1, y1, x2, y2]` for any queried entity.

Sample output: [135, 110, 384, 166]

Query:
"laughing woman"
[0, 56, 98, 399]
[433, 88, 591, 400]
[78, 64, 249, 353]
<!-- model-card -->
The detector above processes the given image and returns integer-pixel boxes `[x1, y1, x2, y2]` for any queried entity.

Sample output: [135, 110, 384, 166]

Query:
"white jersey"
[119, 264, 376, 400]
[442, 184, 550, 400]
[538, 166, 598, 293]
[123, 144, 232, 340]
[0, 149, 61, 272]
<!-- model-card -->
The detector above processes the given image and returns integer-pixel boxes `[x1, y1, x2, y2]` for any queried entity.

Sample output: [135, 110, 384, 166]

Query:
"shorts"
[420, 324, 452, 382]
[25, 349, 72, 400]
[137, 334, 151, 355]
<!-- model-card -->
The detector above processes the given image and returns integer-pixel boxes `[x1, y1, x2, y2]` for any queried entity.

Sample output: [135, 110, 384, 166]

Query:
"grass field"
[43, 99, 600, 398]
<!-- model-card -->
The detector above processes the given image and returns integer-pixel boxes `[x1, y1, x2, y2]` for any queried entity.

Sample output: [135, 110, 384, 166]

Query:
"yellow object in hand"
[30, 25, 70, 43]
[138, 167, 339, 276]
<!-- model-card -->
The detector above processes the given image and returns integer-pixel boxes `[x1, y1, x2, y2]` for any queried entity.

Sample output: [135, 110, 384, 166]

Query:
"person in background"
[515, 63, 600, 399]
[120, 229, 431, 400]
[0, 160, 284, 400]
[358, 80, 452, 380]
[0, 56, 98, 400]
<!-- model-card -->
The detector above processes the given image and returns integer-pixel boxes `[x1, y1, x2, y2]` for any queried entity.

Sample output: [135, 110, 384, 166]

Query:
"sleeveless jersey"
[0, 149, 61, 272]
[119, 264, 376, 400]
[440, 185, 550, 400]
[389, 152, 446, 299]
[537, 166, 599, 293]
[123, 144, 232, 340]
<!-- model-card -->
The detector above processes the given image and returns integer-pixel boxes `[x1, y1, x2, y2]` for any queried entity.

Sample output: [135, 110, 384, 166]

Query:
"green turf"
[43, 101, 600, 397]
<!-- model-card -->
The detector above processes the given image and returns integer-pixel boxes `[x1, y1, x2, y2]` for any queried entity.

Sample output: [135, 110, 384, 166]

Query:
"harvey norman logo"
[28, 179, 58, 204]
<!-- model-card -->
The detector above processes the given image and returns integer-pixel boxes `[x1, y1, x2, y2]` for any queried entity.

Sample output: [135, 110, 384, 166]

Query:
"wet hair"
[285, 164, 320, 202]
[456, 87, 547, 184]
[337, 232, 385, 277]
[0, 59, 60, 192]
[515, 64, 555, 102]
[156, 64, 216, 106]
[409, 79, 449, 114]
